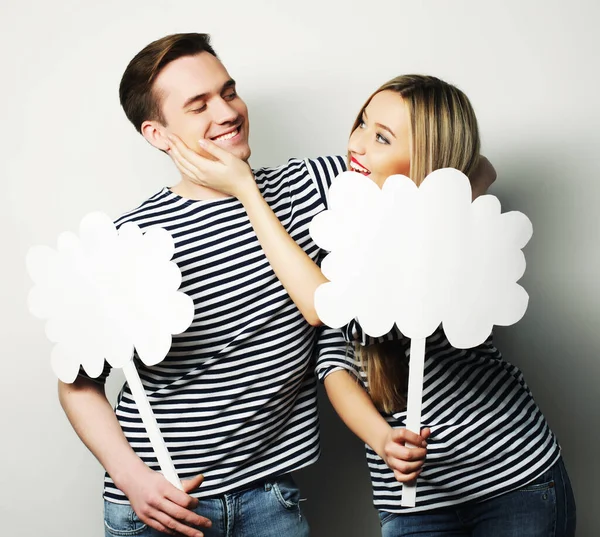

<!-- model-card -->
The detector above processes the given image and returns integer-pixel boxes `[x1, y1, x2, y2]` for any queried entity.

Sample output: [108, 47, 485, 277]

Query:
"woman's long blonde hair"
[351, 75, 481, 414]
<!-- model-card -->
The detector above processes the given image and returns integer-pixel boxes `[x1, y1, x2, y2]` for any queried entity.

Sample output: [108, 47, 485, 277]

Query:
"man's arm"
[58, 376, 210, 537]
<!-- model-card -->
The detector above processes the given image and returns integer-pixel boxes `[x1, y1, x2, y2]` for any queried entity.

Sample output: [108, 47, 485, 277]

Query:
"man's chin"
[231, 145, 251, 163]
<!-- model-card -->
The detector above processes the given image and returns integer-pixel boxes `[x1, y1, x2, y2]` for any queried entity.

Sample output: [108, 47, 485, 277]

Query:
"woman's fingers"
[383, 427, 430, 483]
[197, 139, 231, 162]
[168, 142, 203, 182]
[394, 469, 422, 483]
[169, 134, 219, 169]
[385, 442, 427, 463]
[390, 427, 428, 447]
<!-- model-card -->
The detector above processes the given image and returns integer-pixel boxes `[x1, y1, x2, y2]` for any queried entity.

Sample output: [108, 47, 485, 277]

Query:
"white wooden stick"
[401, 336, 426, 507]
[122, 359, 183, 490]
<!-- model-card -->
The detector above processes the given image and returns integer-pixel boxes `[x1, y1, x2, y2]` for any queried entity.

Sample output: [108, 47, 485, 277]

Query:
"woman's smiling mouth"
[350, 156, 371, 175]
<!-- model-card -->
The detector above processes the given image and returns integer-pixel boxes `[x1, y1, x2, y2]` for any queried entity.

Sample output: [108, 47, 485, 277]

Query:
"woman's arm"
[238, 186, 326, 325]
[166, 136, 497, 324]
[324, 369, 430, 482]
[167, 136, 326, 325]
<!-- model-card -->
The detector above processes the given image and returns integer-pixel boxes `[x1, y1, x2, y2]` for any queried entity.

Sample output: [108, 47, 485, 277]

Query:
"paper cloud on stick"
[310, 169, 532, 348]
[26, 212, 194, 383]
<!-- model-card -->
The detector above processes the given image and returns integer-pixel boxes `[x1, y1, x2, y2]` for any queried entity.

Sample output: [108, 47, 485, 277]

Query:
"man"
[59, 33, 349, 537]
[59, 32, 495, 537]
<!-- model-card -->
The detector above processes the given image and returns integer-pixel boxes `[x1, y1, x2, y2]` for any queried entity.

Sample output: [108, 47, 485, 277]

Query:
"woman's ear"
[141, 120, 169, 151]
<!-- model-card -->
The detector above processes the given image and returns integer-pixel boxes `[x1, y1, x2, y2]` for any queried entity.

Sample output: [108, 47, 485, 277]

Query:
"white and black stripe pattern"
[86, 156, 347, 504]
[316, 322, 561, 513]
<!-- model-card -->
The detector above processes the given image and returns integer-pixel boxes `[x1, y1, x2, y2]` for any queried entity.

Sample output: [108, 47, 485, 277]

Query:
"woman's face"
[348, 90, 411, 187]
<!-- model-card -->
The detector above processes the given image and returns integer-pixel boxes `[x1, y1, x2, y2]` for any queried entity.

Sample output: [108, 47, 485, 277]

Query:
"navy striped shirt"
[316, 322, 561, 513]
[87, 156, 348, 504]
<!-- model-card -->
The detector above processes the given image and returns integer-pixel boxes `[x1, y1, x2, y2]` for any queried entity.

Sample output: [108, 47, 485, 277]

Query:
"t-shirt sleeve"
[305, 155, 347, 209]
[344, 319, 408, 347]
[76, 361, 112, 385]
[314, 318, 408, 384]
[313, 324, 363, 384]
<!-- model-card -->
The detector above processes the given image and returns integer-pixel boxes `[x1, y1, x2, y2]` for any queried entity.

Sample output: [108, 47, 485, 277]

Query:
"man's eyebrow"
[222, 79, 236, 92]
[363, 110, 396, 138]
[182, 79, 237, 109]
[183, 93, 208, 109]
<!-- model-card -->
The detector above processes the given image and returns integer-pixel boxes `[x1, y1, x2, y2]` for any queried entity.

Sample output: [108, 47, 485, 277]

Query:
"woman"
[321, 75, 576, 536]
[167, 75, 576, 536]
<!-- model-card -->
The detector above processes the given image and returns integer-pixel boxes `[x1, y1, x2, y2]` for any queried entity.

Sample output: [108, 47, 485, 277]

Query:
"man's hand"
[120, 467, 211, 537]
[380, 427, 431, 483]
[167, 134, 256, 200]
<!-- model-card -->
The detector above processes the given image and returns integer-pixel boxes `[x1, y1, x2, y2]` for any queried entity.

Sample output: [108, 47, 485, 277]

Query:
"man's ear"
[141, 120, 169, 151]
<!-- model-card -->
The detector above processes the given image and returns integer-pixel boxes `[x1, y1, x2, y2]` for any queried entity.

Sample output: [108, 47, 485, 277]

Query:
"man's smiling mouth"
[211, 127, 240, 142]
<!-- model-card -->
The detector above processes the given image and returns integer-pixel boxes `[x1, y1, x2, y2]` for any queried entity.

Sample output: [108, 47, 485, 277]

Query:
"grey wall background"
[1, 0, 598, 535]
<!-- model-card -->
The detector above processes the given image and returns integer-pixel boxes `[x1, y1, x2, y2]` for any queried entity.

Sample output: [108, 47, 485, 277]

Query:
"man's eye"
[376, 133, 390, 145]
[224, 91, 237, 101]
[191, 105, 207, 114]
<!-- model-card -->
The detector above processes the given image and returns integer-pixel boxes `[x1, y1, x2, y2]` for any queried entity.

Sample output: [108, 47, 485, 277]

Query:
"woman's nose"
[348, 129, 365, 155]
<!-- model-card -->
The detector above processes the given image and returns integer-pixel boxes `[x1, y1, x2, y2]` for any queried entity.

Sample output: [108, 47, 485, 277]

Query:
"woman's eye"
[359, 119, 366, 128]
[376, 133, 390, 145]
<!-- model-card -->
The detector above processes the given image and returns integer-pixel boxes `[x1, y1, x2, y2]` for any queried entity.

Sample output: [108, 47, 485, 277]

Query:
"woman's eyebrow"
[363, 110, 396, 138]
[376, 123, 396, 138]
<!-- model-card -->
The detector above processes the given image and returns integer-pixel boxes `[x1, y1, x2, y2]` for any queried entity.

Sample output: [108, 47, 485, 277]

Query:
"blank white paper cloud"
[26, 212, 194, 383]
[310, 169, 532, 348]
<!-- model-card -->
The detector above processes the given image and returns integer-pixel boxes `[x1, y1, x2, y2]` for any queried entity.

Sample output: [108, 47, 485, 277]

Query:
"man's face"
[152, 52, 251, 161]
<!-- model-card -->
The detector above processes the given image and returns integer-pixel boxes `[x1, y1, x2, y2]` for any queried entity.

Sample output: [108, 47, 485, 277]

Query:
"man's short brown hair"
[119, 33, 217, 132]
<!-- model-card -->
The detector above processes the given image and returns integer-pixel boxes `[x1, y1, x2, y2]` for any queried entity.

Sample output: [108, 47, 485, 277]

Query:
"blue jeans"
[379, 458, 576, 537]
[104, 474, 309, 537]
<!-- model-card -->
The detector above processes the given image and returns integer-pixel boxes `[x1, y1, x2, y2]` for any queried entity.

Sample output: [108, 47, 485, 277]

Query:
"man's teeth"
[213, 129, 238, 142]
[351, 161, 369, 174]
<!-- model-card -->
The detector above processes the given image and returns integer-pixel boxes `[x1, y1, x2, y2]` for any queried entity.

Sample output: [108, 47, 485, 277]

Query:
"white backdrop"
[1, 1, 598, 536]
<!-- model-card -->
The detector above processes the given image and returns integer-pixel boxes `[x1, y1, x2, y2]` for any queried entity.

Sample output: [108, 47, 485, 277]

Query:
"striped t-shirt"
[87, 156, 347, 504]
[316, 321, 561, 513]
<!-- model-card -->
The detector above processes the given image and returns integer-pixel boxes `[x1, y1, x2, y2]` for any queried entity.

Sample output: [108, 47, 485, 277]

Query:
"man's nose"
[213, 98, 238, 124]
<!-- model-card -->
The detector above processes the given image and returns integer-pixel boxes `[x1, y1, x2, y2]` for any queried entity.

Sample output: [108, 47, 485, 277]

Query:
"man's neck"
[170, 178, 233, 201]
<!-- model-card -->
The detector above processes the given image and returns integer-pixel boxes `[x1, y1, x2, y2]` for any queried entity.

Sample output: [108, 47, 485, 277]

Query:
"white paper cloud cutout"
[26, 212, 194, 383]
[310, 169, 532, 348]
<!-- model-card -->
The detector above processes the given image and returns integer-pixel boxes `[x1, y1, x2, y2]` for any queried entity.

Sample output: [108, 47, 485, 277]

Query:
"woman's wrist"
[370, 422, 395, 461]
[237, 176, 262, 206]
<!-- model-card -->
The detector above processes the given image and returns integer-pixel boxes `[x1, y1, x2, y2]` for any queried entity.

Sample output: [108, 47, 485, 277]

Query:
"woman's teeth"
[213, 129, 238, 142]
[351, 161, 370, 174]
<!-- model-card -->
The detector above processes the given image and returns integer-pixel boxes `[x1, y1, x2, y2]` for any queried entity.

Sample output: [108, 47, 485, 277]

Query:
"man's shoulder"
[303, 156, 347, 193]
[253, 155, 346, 175]
[252, 157, 303, 177]
[252, 156, 346, 209]
[304, 155, 347, 178]
[253, 155, 346, 186]
[114, 188, 172, 228]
